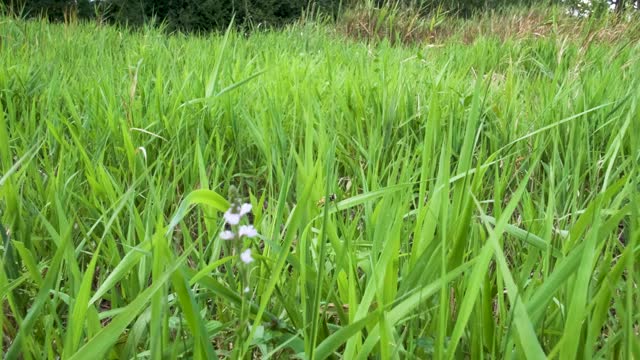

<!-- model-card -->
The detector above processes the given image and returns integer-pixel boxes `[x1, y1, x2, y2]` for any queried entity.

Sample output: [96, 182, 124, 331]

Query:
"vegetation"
[1, 0, 343, 30]
[7, 0, 640, 33]
[1, 5, 639, 359]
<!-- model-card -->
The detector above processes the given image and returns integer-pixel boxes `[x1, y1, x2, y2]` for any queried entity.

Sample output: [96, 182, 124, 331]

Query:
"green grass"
[0, 10, 639, 359]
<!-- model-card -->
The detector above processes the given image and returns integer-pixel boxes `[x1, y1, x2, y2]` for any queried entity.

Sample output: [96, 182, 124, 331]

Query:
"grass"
[0, 7, 639, 359]
[336, 3, 640, 45]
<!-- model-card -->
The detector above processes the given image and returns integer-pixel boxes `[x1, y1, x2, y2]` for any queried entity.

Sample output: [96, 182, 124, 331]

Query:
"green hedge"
[1, 0, 342, 31]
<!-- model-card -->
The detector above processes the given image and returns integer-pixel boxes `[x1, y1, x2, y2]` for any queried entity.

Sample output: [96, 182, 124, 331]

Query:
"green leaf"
[355, 261, 474, 360]
[4, 222, 71, 359]
[314, 310, 381, 360]
[167, 189, 229, 236]
[69, 229, 198, 360]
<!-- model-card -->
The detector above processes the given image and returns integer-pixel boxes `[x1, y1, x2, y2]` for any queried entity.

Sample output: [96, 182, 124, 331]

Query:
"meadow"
[0, 8, 639, 359]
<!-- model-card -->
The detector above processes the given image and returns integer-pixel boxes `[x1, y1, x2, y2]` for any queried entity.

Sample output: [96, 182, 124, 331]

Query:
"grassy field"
[1, 9, 639, 359]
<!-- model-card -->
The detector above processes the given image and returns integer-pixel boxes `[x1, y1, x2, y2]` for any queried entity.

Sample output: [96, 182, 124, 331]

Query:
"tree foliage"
[1, 0, 341, 31]
[1, 0, 94, 20]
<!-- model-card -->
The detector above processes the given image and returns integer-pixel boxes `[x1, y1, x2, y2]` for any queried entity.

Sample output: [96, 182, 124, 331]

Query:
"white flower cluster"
[220, 199, 258, 265]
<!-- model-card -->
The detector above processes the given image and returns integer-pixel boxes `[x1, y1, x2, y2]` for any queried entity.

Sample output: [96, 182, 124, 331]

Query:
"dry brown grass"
[463, 8, 640, 43]
[335, 5, 640, 46]
[335, 3, 450, 45]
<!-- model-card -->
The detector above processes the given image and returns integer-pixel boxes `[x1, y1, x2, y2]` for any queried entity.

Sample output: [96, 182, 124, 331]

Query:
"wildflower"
[238, 225, 258, 238]
[220, 230, 235, 240]
[224, 210, 241, 225]
[223, 202, 252, 226]
[220, 186, 259, 274]
[239, 203, 252, 216]
[240, 248, 254, 264]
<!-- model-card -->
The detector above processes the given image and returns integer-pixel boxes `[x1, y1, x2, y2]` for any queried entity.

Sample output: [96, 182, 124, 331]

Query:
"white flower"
[238, 225, 258, 238]
[240, 248, 254, 264]
[239, 203, 252, 216]
[244, 286, 250, 293]
[223, 203, 251, 225]
[224, 210, 241, 225]
[219, 230, 235, 240]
